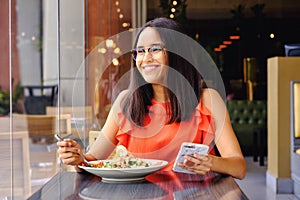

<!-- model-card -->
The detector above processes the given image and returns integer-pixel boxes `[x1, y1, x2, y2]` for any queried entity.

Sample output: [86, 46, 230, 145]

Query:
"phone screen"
[173, 142, 209, 174]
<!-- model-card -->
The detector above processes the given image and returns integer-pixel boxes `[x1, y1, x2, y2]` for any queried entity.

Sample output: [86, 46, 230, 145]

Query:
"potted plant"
[0, 83, 23, 115]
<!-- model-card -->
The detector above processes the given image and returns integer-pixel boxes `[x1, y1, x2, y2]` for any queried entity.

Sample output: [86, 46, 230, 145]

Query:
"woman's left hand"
[178, 154, 213, 175]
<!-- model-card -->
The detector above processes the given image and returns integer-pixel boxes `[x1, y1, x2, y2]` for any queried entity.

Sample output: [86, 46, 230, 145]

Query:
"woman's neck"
[152, 84, 169, 102]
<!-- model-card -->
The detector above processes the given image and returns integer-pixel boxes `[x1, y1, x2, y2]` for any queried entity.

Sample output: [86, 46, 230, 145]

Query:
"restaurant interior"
[1, 0, 300, 199]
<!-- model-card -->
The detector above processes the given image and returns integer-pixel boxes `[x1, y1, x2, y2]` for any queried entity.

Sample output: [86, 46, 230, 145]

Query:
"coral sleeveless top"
[116, 99, 216, 171]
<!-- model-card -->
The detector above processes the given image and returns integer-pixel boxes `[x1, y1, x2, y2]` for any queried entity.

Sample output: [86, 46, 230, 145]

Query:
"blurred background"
[0, 0, 300, 198]
[1, 0, 299, 119]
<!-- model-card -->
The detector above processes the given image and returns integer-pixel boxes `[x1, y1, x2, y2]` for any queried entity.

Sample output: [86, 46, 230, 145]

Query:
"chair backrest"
[46, 106, 94, 139]
[12, 114, 71, 143]
[89, 130, 100, 148]
[0, 117, 10, 132]
[291, 81, 300, 152]
[285, 44, 300, 56]
[226, 100, 267, 127]
[23, 85, 58, 114]
[0, 131, 31, 198]
[46, 106, 93, 122]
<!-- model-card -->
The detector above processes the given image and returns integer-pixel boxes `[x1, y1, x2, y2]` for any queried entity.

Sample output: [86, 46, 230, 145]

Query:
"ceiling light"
[223, 41, 232, 45]
[229, 35, 240, 40]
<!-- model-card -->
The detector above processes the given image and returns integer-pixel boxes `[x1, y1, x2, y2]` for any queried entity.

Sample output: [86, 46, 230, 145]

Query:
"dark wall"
[186, 18, 300, 99]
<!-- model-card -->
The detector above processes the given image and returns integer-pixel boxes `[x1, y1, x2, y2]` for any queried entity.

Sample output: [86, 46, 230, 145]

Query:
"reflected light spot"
[114, 47, 120, 54]
[106, 39, 114, 48]
[122, 22, 130, 28]
[171, 8, 176, 13]
[172, 1, 177, 6]
[170, 14, 174, 18]
[98, 48, 107, 54]
[112, 58, 119, 66]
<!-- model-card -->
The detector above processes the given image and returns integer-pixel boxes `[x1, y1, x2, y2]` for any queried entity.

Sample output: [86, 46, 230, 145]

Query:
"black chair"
[23, 85, 58, 114]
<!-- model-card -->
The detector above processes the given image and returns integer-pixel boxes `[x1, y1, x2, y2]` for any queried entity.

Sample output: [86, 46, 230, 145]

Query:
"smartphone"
[173, 142, 209, 174]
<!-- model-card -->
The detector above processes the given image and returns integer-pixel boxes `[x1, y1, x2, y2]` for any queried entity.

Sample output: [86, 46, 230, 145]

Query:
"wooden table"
[28, 170, 248, 199]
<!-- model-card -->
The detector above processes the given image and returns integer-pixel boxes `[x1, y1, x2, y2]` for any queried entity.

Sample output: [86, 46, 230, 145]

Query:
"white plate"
[78, 159, 168, 183]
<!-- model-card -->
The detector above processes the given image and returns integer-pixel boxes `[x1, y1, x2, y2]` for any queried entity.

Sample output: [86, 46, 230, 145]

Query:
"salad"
[90, 145, 151, 169]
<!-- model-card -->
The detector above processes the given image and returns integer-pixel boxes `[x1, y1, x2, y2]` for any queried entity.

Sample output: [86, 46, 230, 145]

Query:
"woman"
[57, 17, 246, 179]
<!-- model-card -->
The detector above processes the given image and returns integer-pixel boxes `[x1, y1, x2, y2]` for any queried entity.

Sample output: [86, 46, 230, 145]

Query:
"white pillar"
[131, 0, 147, 29]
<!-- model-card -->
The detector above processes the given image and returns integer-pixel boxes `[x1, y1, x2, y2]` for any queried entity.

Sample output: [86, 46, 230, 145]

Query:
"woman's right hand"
[57, 139, 84, 165]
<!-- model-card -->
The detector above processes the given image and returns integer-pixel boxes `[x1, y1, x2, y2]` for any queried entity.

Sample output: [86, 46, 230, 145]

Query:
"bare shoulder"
[111, 89, 129, 111]
[201, 88, 224, 108]
[113, 89, 129, 104]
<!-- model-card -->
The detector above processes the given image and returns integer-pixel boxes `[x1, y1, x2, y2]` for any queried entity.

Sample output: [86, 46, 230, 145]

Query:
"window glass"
[1, 0, 132, 198]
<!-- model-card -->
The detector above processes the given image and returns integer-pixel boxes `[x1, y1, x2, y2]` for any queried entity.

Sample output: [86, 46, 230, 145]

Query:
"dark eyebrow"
[136, 43, 163, 48]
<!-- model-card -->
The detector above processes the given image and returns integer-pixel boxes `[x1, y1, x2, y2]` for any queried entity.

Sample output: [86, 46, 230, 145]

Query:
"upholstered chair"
[226, 100, 267, 166]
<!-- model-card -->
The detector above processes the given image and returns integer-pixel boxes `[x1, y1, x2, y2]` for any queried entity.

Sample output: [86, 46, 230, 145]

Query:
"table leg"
[253, 130, 258, 162]
[259, 129, 266, 166]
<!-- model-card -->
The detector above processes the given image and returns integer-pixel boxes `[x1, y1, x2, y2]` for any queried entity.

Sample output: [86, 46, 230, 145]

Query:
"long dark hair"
[121, 17, 203, 126]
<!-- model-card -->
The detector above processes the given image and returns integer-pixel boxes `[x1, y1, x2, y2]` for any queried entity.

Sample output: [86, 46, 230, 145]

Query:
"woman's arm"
[180, 88, 246, 179]
[202, 88, 246, 179]
[57, 90, 127, 167]
[86, 90, 128, 160]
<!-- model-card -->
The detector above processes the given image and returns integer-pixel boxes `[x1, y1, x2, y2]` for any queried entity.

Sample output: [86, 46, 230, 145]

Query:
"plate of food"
[78, 146, 168, 183]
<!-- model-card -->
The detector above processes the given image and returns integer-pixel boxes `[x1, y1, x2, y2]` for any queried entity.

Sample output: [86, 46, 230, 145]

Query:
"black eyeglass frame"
[130, 45, 166, 61]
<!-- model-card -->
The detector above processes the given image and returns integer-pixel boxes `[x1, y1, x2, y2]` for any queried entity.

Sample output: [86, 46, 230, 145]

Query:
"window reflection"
[1, 0, 133, 198]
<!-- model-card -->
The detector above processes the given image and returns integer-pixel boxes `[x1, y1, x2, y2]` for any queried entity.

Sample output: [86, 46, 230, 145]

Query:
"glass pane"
[1, 0, 133, 198]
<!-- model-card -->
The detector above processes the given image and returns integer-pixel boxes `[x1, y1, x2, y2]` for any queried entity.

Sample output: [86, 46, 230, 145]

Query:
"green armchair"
[226, 100, 267, 165]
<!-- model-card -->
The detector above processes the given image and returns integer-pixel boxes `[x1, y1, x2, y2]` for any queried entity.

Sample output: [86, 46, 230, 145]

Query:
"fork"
[55, 134, 91, 167]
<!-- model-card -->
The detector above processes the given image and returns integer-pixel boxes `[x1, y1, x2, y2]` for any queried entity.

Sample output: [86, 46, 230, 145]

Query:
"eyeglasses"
[131, 45, 166, 61]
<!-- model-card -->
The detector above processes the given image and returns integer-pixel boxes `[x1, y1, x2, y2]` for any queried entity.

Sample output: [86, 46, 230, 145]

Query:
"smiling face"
[135, 27, 168, 85]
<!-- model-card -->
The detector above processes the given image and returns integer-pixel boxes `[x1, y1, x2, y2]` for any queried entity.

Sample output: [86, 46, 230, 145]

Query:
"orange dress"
[116, 99, 216, 171]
